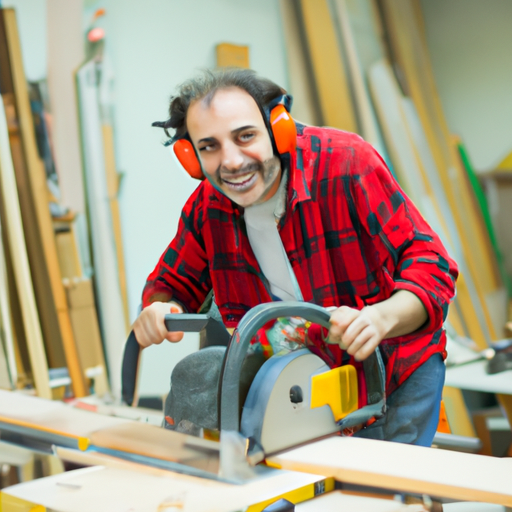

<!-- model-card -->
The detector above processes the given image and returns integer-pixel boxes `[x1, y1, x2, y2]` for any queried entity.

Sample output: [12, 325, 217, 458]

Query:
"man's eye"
[240, 132, 255, 142]
[199, 144, 215, 152]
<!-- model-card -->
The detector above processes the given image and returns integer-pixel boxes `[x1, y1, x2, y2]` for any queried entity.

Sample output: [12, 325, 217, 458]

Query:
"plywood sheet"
[0, 389, 131, 448]
[0, 464, 325, 512]
[268, 436, 512, 506]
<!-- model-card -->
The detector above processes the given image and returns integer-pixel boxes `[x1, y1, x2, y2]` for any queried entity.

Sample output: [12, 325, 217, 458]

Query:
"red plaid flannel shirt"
[143, 125, 458, 394]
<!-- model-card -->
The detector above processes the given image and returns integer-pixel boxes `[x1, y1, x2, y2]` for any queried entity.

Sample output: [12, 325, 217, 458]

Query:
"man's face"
[187, 87, 281, 208]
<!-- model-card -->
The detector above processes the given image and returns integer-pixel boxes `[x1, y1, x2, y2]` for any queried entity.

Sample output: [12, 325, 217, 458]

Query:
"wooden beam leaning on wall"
[298, 0, 358, 132]
[376, 0, 506, 344]
[0, 9, 87, 397]
[102, 125, 130, 336]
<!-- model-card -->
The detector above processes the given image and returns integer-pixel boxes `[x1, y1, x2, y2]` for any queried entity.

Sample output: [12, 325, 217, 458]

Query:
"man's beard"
[214, 155, 281, 203]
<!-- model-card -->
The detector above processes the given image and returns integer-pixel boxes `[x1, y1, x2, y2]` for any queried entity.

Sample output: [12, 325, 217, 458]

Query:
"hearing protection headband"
[170, 94, 297, 181]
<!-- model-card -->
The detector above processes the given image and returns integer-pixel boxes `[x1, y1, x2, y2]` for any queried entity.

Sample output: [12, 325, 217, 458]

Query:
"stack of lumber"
[280, 0, 509, 349]
[0, 9, 122, 400]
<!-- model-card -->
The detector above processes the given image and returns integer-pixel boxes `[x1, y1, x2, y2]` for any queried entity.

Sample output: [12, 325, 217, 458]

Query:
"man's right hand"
[132, 301, 185, 348]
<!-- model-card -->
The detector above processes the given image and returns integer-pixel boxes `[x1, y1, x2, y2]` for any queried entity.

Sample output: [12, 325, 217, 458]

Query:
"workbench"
[1, 389, 511, 511]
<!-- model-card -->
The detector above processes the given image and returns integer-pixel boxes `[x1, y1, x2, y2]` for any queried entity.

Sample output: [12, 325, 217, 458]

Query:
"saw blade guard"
[218, 301, 386, 434]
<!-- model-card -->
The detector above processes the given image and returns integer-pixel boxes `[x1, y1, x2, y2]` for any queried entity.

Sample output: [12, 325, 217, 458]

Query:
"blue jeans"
[354, 353, 446, 446]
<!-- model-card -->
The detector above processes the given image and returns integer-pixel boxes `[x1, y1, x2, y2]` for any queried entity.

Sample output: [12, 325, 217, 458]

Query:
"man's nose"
[220, 141, 244, 172]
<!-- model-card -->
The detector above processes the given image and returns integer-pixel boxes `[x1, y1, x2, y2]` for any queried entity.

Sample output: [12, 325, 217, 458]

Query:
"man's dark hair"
[153, 68, 287, 141]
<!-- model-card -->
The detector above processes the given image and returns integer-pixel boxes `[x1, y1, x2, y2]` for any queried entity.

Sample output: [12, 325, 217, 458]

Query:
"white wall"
[98, 0, 289, 396]
[421, 0, 512, 172]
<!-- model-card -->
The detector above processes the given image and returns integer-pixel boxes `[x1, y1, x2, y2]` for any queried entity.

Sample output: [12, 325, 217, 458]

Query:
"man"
[133, 68, 458, 445]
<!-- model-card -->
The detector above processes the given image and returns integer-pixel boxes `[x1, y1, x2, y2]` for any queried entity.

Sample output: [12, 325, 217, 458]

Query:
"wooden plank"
[63, 277, 110, 396]
[0, 330, 12, 390]
[3, 252, 31, 387]
[3, 93, 67, 370]
[46, 0, 86, 214]
[75, 60, 129, 399]
[278, 0, 321, 126]
[331, 0, 386, 154]
[102, 124, 130, 335]
[55, 230, 82, 279]
[0, 389, 131, 452]
[0, 212, 16, 389]
[268, 436, 512, 506]
[0, 98, 51, 399]
[377, 0, 505, 341]
[1, 9, 87, 396]
[299, 0, 357, 131]
[0, 464, 327, 512]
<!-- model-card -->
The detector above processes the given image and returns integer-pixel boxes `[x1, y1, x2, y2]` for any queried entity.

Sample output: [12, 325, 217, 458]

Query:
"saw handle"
[218, 301, 386, 433]
[121, 313, 220, 406]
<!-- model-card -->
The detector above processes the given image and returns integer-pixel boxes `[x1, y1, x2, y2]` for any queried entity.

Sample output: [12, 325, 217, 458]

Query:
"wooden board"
[102, 124, 130, 335]
[0, 98, 51, 399]
[0, 211, 16, 389]
[377, 0, 505, 341]
[268, 436, 512, 506]
[331, 0, 386, 155]
[46, 0, 87, 214]
[1, 8, 86, 396]
[0, 328, 12, 390]
[278, 0, 321, 126]
[0, 464, 326, 512]
[63, 277, 110, 396]
[88, 422, 220, 474]
[75, 59, 132, 399]
[299, 0, 357, 131]
[0, 389, 131, 450]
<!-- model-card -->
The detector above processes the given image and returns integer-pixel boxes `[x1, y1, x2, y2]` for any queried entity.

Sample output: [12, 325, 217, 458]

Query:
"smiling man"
[133, 68, 458, 446]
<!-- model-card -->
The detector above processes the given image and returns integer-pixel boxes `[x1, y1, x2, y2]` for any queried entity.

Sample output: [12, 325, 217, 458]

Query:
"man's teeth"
[225, 172, 255, 184]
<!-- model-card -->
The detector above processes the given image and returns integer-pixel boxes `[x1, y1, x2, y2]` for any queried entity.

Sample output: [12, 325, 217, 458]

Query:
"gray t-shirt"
[244, 173, 302, 301]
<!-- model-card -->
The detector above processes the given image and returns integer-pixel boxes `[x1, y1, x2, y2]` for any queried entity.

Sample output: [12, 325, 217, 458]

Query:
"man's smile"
[221, 171, 258, 191]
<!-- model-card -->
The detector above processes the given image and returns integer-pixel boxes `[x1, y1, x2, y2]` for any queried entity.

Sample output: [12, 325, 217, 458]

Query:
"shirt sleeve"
[350, 141, 459, 334]
[141, 187, 211, 312]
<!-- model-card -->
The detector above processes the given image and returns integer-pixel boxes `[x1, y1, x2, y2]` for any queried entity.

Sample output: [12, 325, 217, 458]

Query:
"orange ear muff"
[173, 139, 204, 180]
[269, 104, 297, 155]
